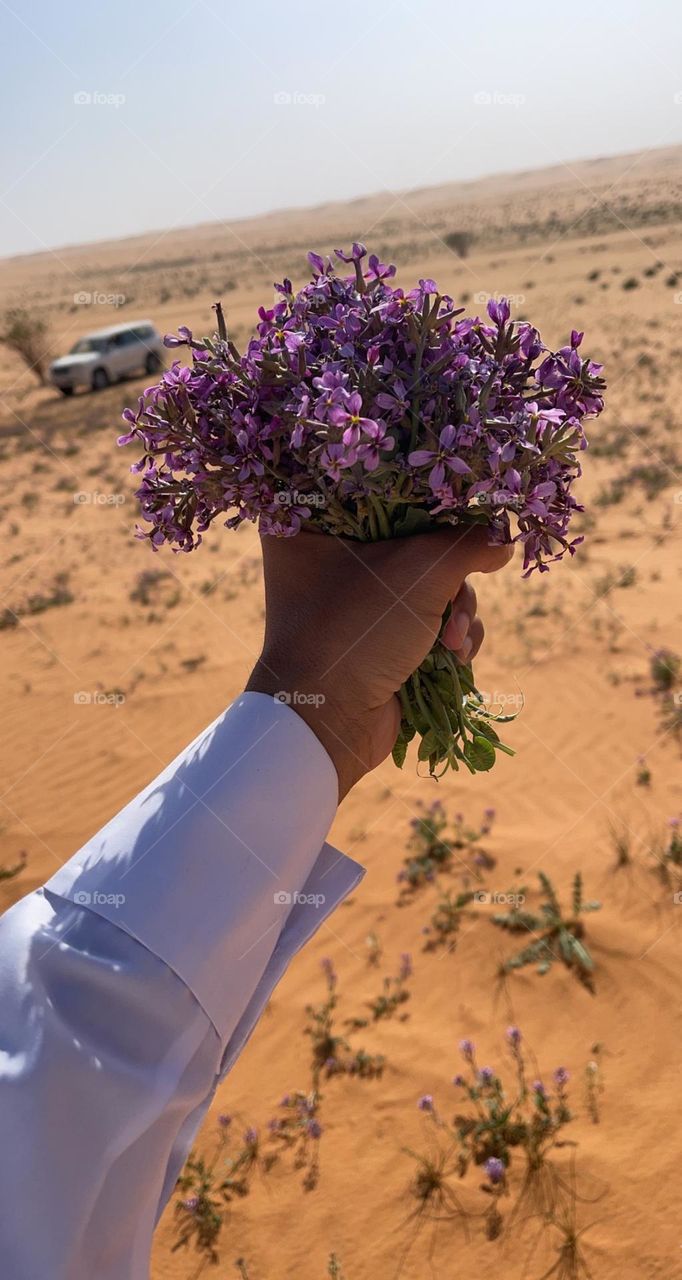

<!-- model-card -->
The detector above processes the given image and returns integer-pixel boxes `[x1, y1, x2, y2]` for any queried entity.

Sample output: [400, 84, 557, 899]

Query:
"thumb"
[398, 523, 514, 593]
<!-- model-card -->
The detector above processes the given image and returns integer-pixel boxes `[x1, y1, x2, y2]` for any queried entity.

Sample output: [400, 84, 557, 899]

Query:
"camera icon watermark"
[275, 489, 326, 508]
[474, 290, 526, 307]
[273, 690, 326, 708]
[479, 690, 524, 710]
[73, 889, 126, 907]
[73, 290, 126, 307]
[273, 889, 326, 908]
[73, 490, 126, 506]
[474, 90, 525, 108]
[74, 90, 125, 108]
[473, 890, 526, 908]
[274, 90, 325, 107]
[73, 690, 125, 707]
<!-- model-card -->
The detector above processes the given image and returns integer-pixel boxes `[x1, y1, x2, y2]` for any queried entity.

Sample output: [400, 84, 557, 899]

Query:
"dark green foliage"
[491, 873, 601, 991]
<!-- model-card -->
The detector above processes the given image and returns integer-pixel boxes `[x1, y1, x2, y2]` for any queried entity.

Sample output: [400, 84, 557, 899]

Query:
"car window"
[70, 337, 110, 354]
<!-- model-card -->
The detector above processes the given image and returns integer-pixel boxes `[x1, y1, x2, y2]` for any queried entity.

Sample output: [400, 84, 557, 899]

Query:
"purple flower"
[459, 1038, 475, 1059]
[217, 1113, 232, 1128]
[306, 1119, 323, 1139]
[506, 1026, 521, 1046]
[121, 246, 604, 592]
[417, 1094, 434, 1112]
[532, 1080, 547, 1097]
[182, 1195, 199, 1213]
[553, 1067, 570, 1088]
[243, 1127, 258, 1145]
[484, 1157, 506, 1185]
[478, 1066, 495, 1084]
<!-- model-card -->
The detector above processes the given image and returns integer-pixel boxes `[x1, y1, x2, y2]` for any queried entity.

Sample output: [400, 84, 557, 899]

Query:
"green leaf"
[463, 734, 496, 772]
[392, 735, 408, 769]
[391, 506, 434, 538]
[417, 729, 439, 761]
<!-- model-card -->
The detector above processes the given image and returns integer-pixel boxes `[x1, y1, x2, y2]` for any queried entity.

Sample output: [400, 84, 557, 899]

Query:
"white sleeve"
[0, 693, 363, 1280]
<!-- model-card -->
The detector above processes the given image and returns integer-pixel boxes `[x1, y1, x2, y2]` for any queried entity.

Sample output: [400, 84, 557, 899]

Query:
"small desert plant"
[397, 802, 496, 898]
[491, 872, 600, 991]
[408, 1030, 584, 1242]
[173, 1117, 259, 1263]
[650, 647, 680, 693]
[345, 953, 413, 1028]
[0, 851, 26, 882]
[635, 755, 651, 787]
[0, 307, 52, 385]
[264, 1090, 323, 1190]
[364, 930, 382, 966]
[649, 817, 682, 891]
[305, 959, 385, 1082]
[421, 888, 477, 952]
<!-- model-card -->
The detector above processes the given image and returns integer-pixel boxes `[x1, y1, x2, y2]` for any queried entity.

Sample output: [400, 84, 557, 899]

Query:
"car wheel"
[58, 386, 74, 397]
[144, 352, 162, 375]
[91, 368, 110, 391]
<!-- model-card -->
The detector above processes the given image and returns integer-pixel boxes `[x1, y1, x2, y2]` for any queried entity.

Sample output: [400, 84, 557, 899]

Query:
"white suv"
[48, 320, 165, 395]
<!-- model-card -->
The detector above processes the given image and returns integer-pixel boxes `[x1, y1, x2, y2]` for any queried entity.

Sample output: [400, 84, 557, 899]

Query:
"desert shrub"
[0, 307, 52, 385]
[444, 231, 473, 258]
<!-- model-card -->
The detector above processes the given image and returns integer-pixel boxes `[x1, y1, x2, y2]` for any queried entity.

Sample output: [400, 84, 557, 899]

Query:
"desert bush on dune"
[444, 230, 474, 257]
[0, 307, 52, 386]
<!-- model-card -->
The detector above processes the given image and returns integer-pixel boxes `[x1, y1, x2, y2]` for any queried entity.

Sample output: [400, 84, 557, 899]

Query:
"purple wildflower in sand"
[417, 1094, 434, 1112]
[484, 1157, 506, 1185]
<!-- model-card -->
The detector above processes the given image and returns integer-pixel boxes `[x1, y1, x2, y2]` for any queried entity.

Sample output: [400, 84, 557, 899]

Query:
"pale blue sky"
[1, 0, 682, 258]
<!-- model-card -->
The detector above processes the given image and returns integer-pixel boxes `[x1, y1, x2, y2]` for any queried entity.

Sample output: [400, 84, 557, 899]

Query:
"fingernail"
[460, 635, 473, 659]
[454, 610, 469, 640]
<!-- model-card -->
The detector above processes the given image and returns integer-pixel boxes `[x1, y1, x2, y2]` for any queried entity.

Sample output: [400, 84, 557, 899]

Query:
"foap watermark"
[74, 890, 126, 907]
[273, 889, 326, 907]
[73, 290, 126, 307]
[470, 492, 523, 513]
[74, 490, 126, 506]
[275, 489, 326, 508]
[479, 690, 524, 710]
[74, 90, 125, 108]
[74, 691, 125, 707]
[474, 290, 526, 308]
[274, 90, 326, 108]
[473, 890, 526, 908]
[274, 690, 326, 708]
[474, 90, 525, 108]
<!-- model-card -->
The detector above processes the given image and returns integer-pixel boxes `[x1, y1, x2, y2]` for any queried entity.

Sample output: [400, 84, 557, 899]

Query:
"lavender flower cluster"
[120, 243, 605, 577]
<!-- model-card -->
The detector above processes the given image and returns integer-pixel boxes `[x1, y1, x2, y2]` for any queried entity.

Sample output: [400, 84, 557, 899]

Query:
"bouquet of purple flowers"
[120, 244, 605, 776]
